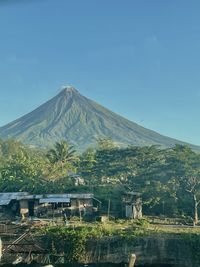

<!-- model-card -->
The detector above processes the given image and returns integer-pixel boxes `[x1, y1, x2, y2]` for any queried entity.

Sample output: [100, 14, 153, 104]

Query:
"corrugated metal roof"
[45, 194, 69, 198]
[46, 193, 93, 199]
[0, 192, 29, 206]
[39, 198, 70, 204]
[0, 192, 28, 199]
[0, 192, 94, 206]
[0, 199, 11, 205]
[67, 193, 93, 199]
[19, 195, 43, 200]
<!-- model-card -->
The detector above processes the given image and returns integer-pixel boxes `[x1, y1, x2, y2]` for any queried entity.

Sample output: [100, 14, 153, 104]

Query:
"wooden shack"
[123, 192, 142, 219]
[0, 192, 98, 220]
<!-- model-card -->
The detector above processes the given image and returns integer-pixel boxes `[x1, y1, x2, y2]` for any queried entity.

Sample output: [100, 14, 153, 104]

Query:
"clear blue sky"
[0, 0, 200, 145]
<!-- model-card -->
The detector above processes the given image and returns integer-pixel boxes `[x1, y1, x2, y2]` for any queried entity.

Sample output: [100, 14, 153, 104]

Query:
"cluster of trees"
[81, 141, 200, 223]
[0, 139, 78, 193]
[1, 138, 200, 223]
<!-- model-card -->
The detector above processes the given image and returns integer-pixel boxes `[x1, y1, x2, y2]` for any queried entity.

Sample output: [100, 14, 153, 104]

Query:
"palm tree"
[46, 140, 77, 171]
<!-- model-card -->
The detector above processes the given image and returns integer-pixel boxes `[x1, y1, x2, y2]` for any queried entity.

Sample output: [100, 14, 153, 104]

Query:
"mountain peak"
[0, 87, 199, 152]
[60, 86, 79, 95]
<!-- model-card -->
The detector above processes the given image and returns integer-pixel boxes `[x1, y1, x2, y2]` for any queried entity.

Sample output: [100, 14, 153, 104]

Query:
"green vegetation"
[1, 138, 200, 225]
[39, 220, 149, 262]
[38, 220, 200, 263]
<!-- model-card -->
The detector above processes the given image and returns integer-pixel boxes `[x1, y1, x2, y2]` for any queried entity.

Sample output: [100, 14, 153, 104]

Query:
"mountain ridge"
[0, 86, 199, 151]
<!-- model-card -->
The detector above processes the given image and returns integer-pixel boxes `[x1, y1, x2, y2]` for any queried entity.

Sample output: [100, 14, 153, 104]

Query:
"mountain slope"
[0, 86, 199, 151]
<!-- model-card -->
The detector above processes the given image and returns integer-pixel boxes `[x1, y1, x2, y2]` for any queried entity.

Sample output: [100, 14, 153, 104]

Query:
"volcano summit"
[0, 87, 198, 151]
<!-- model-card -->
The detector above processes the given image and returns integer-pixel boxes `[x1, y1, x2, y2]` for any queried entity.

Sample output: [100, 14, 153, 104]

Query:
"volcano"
[0, 86, 199, 151]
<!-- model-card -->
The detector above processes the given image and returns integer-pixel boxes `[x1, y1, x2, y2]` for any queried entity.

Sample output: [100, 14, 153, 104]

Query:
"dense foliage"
[40, 221, 149, 262]
[40, 222, 200, 264]
[1, 138, 200, 223]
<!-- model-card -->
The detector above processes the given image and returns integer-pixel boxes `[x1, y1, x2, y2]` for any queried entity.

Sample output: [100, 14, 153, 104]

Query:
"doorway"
[28, 201, 35, 217]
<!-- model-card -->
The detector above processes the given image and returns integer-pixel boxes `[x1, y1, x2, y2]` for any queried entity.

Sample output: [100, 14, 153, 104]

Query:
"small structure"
[0, 192, 31, 219]
[37, 193, 95, 219]
[123, 192, 142, 219]
[68, 173, 85, 186]
[0, 192, 99, 220]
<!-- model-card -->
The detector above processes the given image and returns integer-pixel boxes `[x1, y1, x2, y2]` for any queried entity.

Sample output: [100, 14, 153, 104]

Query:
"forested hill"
[0, 86, 199, 151]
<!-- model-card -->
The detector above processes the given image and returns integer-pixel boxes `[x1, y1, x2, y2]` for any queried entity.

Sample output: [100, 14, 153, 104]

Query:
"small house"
[123, 192, 142, 219]
[0, 192, 100, 220]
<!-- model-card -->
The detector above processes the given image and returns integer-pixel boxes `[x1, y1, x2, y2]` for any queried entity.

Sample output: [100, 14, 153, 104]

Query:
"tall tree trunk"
[193, 194, 198, 226]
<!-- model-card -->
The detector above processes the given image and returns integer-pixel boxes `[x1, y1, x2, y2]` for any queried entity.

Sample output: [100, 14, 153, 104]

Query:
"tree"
[125, 146, 171, 212]
[166, 145, 200, 225]
[78, 148, 96, 184]
[0, 139, 27, 168]
[0, 149, 45, 192]
[47, 140, 76, 164]
[96, 138, 119, 150]
[46, 140, 77, 179]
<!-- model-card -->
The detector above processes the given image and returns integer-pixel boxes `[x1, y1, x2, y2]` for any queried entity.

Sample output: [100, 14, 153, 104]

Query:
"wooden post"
[0, 238, 2, 261]
[107, 199, 110, 220]
[78, 200, 82, 222]
[128, 253, 136, 267]
[52, 203, 55, 221]
[131, 204, 134, 222]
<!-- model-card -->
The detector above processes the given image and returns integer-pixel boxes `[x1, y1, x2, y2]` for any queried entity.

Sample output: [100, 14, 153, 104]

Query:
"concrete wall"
[84, 234, 199, 267]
